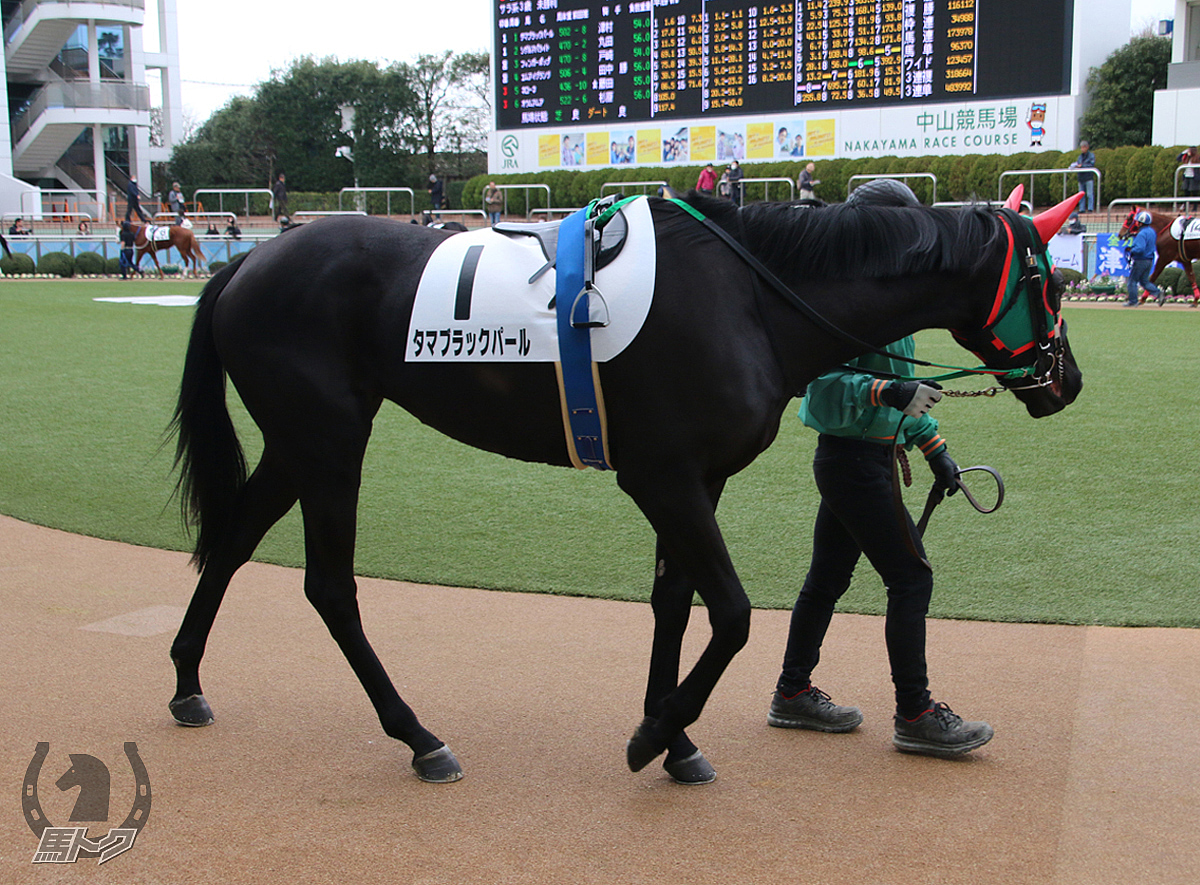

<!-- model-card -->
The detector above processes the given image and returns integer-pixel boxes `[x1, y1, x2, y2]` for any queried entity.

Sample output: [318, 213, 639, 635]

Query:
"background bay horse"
[135, 223, 205, 277]
[168, 191, 1083, 785]
[1119, 206, 1200, 306]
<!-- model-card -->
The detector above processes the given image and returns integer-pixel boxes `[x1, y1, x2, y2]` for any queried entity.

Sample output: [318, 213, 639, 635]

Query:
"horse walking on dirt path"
[135, 223, 205, 277]
[1118, 206, 1200, 306]
[167, 188, 1083, 785]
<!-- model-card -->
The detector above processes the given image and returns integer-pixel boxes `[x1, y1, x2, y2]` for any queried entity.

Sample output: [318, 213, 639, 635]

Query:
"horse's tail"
[168, 253, 251, 570]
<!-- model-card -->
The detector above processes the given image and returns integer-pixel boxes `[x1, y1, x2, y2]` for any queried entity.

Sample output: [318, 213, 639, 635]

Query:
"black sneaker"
[893, 702, 993, 757]
[768, 685, 863, 732]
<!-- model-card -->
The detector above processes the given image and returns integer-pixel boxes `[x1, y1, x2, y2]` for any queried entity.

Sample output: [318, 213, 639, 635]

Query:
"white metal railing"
[848, 173, 938, 204]
[1173, 164, 1200, 199]
[192, 188, 274, 218]
[530, 207, 585, 219]
[740, 176, 796, 203]
[3, 210, 94, 236]
[153, 211, 237, 226]
[998, 168, 1101, 210]
[293, 211, 368, 220]
[11, 80, 151, 144]
[492, 183, 552, 219]
[1104, 197, 1194, 229]
[600, 180, 666, 198]
[933, 200, 1033, 214]
[338, 186, 415, 216]
[21, 188, 101, 222]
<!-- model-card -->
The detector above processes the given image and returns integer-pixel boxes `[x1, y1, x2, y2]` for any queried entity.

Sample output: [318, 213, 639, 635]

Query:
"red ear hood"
[1032, 192, 1084, 243]
[1003, 185, 1024, 211]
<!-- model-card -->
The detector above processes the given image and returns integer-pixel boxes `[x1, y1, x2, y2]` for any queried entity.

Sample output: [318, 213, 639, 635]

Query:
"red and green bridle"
[949, 209, 1064, 389]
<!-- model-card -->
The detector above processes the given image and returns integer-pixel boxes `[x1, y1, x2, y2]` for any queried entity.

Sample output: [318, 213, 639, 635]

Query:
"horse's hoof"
[664, 750, 716, 785]
[169, 694, 214, 727]
[412, 745, 463, 783]
[626, 716, 667, 772]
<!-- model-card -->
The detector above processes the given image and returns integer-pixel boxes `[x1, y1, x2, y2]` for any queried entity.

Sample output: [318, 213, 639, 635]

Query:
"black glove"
[879, 380, 943, 418]
[928, 451, 959, 496]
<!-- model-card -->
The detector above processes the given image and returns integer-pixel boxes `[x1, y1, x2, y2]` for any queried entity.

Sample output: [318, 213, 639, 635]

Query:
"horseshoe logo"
[23, 742, 152, 854]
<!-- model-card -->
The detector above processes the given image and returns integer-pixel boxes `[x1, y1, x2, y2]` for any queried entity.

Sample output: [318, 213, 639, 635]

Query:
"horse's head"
[953, 194, 1083, 418]
[1117, 206, 1141, 240]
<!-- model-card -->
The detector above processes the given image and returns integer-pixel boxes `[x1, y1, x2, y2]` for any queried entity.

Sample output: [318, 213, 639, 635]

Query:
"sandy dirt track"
[1, 513, 1197, 884]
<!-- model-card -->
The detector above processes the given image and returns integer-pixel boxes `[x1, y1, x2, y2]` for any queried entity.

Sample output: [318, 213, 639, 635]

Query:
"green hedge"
[1, 253, 35, 275]
[74, 251, 106, 275]
[36, 252, 75, 277]
[463, 145, 1197, 210]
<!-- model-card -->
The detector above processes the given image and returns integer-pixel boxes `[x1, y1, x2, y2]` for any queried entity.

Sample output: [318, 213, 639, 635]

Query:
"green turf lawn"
[1, 279, 1197, 626]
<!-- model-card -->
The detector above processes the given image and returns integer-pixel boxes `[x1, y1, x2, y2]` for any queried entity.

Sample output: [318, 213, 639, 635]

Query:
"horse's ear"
[1032, 192, 1083, 243]
[1003, 185, 1024, 211]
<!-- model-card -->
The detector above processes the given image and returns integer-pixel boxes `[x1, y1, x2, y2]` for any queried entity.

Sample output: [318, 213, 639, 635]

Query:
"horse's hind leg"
[170, 449, 298, 725]
[644, 536, 716, 784]
[295, 459, 461, 783]
[254, 394, 459, 782]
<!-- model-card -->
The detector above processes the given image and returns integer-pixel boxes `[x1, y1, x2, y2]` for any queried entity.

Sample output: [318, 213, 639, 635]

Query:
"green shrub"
[1157, 265, 1183, 294]
[36, 252, 75, 277]
[208, 260, 227, 273]
[161, 263, 181, 275]
[1058, 267, 1085, 284]
[1, 253, 35, 275]
[104, 257, 121, 275]
[74, 251, 106, 275]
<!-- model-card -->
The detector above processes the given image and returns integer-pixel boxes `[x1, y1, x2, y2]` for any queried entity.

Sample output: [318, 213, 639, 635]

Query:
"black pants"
[125, 199, 148, 222]
[778, 435, 933, 717]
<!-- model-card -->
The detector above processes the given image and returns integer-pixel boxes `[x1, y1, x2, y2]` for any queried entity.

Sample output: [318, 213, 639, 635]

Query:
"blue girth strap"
[555, 206, 612, 470]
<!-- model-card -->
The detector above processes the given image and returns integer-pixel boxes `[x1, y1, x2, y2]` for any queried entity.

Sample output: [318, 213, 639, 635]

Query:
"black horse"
[168, 189, 1083, 784]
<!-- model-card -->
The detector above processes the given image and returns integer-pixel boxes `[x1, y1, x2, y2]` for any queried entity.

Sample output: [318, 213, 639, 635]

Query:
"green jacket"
[798, 337, 947, 460]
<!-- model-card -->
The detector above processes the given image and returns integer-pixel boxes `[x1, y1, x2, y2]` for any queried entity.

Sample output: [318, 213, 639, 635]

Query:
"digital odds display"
[494, 0, 1072, 130]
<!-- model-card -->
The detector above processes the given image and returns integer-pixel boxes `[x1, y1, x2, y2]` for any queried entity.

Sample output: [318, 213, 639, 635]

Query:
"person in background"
[428, 173, 444, 219]
[271, 172, 288, 221]
[117, 220, 139, 279]
[1124, 209, 1164, 307]
[77, 220, 91, 236]
[1177, 146, 1199, 210]
[125, 175, 150, 222]
[167, 181, 186, 223]
[798, 162, 820, 200]
[767, 178, 994, 759]
[225, 215, 242, 239]
[727, 160, 744, 205]
[9, 218, 29, 235]
[1067, 140, 1096, 232]
[696, 162, 717, 195]
[484, 181, 503, 226]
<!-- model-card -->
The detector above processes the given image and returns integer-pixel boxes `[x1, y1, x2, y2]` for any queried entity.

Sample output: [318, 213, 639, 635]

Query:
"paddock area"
[1, 514, 1195, 884]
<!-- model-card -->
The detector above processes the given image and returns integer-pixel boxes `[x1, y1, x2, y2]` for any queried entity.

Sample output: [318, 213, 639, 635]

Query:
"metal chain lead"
[942, 387, 1002, 398]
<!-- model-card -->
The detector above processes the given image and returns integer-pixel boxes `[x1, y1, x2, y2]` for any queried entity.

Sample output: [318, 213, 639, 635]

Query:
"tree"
[401, 51, 490, 176]
[168, 95, 273, 188]
[254, 56, 416, 192]
[1079, 33, 1171, 148]
[169, 53, 488, 192]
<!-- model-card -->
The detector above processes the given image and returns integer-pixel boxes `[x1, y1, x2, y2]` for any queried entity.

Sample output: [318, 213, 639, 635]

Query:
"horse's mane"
[679, 192, 1006, 281]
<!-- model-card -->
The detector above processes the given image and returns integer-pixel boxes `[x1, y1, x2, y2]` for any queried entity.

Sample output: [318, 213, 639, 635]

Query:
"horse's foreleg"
[619, 467, 750, 776]
[297, 458, 459, 783]
[170, 451, 298, 725]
